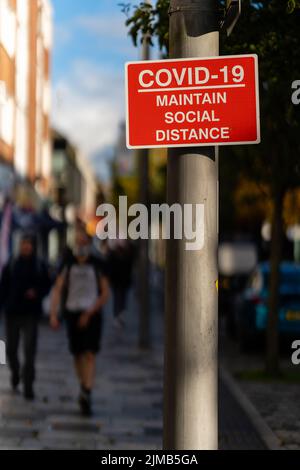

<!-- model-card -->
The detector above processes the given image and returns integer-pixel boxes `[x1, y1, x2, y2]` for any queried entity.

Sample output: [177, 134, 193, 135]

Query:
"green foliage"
[123, 1, 299, 52]
[287, 0, 300, 13]
[121, 1, 169, 50]
[223, 1, 300, 196]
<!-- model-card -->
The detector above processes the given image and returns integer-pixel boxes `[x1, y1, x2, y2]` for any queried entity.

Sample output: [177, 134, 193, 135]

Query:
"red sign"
[125, 54, 260, 149]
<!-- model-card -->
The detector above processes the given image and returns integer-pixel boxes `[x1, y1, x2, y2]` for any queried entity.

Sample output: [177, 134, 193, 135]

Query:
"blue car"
[235, 262, 300, 351]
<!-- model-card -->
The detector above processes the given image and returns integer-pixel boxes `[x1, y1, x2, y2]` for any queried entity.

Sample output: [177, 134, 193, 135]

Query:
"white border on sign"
[124, 54, 261, 149]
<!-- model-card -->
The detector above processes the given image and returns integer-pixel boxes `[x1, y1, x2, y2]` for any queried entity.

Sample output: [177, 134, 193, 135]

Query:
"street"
[0, 288, 265, 450]
[0, 0, 299, 456]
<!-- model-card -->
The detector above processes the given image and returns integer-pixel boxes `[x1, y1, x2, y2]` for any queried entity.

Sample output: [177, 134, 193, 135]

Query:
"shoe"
[24, 385, 35, 401]
[78, 390, 92, 417]
[114, 315, 125, 330]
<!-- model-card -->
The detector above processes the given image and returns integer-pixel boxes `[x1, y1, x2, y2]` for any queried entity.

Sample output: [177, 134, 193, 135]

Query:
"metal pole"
[163, 0, 219, 450]
[138, 7, 151, 349]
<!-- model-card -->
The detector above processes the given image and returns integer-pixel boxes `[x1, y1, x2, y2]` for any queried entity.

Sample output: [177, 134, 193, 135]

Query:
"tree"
[124, 0, 300, 375]
[123, 0, 169, 51]
[287, 0, 300, 12]
[123, 1, 300, 52]
[223, 0, 300, 375]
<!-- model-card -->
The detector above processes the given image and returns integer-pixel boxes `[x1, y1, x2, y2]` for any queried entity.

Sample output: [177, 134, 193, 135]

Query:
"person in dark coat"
[107, 239, 135, 328]
[0, 234, 51, 400]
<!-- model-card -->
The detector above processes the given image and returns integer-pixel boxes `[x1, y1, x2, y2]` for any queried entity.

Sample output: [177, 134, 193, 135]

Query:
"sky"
[51, 0, 141, 181]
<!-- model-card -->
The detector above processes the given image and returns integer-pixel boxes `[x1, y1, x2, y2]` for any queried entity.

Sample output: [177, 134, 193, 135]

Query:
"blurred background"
[0, 0, 299, 451]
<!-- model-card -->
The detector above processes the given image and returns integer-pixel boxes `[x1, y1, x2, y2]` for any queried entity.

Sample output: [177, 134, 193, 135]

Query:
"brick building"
[0, 0, 52, 196]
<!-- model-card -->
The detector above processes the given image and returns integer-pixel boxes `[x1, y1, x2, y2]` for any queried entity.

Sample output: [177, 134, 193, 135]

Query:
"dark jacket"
[0, 256, 51, 316]
[107, 243, 135, 289]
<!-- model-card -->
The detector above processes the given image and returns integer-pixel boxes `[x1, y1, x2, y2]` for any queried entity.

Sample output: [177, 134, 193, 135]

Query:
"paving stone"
[143, 426, 163, 437]
[51, 422, 101, 433]
[40, 438, 98, 450]
[0, 290, 269, 450]
[19, 439, 44, 450]
[220, 316, 299, 450]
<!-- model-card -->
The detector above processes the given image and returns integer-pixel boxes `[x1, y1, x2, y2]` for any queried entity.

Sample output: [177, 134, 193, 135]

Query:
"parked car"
[235, 262, 300, 351]
[218, 242, 258, 337]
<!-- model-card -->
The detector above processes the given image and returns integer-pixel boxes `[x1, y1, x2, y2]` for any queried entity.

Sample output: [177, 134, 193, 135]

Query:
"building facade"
[76, 151, 99, 221]
[51, 130, 83, 211]
[51, 130, 100, 220]
[50, 130, 102, 257]
[0, 0, 52, 196]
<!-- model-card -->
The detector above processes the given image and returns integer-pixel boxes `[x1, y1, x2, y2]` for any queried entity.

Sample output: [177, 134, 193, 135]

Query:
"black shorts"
[64, 311, 103, 356]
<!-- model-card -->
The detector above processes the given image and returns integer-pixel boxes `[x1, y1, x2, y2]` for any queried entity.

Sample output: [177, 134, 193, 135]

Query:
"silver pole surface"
[163, 0, 219, 450]
[138, 4, 151, 349]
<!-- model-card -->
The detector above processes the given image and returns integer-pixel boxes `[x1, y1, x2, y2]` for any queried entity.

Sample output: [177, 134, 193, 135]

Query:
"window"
[0, 0, 16, 58]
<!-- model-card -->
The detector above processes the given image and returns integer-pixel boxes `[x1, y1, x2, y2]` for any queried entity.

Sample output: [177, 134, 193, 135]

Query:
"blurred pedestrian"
[50, 228, 109, 416]
[107, 238, 135, 329]
[0, 234, 51, 400]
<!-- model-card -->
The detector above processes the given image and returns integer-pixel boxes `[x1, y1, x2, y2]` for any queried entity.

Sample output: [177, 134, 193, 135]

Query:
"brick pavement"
[220, 317, 300, 450]
[0, 289, 266, 450]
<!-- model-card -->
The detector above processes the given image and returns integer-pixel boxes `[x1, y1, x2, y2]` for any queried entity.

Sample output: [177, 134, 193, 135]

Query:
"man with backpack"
[0, 234, 51, 400]
[50, 227, 109, 416]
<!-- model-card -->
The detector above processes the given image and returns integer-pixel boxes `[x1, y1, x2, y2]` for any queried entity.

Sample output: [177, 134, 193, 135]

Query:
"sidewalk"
[220, 316, 300, 450]
[0, 292, 164, 450]
[0, 287, 266, 450]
